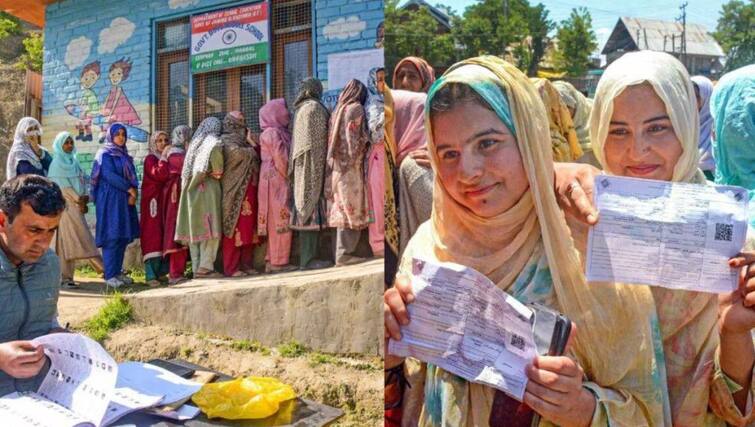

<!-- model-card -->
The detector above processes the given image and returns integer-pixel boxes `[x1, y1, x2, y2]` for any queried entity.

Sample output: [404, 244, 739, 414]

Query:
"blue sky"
[403, 0, 727, 52]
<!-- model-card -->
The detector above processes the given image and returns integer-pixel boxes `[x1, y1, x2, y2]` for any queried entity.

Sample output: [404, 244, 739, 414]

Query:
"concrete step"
[125, 259, 383, 355]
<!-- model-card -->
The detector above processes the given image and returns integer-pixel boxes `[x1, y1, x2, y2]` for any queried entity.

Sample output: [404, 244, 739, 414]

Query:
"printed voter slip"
[388, 258, 571, 401]
[586, 175, 749, 293]
[0, 333, 202, 427]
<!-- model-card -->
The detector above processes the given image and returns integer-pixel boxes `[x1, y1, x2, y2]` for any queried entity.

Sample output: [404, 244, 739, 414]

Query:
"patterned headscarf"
[392, 56, 436, 93]
[553, 80, 593, 153]
[366, 67, 385, 144]
[531, 78, 582, 161]
[148, 130, 169, 158]
[691, 75, 715, 173]
[221, 111, 260, 237]
[167, 125, 191, 157]
[181, 117, 222, 188]
[327, 79, 368, 166]
[6, 117, 44, 179]
[294, 77, 324, 109]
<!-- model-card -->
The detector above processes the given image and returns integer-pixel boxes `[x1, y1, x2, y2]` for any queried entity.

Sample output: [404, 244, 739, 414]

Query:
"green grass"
[126, 268, 146, 284]
[277, 340, 307, 358]
[74, 264, 100, 278]
[230, 339, 267, 353]
[82, 293, 132, 341]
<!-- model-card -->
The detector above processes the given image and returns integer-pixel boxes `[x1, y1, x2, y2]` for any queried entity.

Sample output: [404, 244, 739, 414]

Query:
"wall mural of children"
[64, 57, 149, 143]
[76, 61, 101, 142]
[102, 57, 141, 126]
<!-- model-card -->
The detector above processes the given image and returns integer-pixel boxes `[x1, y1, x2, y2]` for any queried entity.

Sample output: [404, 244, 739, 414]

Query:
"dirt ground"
[58, 279, 383, 426]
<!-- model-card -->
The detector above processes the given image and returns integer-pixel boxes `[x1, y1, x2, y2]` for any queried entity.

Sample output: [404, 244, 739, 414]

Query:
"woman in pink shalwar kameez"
[365, 67, 385, 257]
[258, 99, 296, 272]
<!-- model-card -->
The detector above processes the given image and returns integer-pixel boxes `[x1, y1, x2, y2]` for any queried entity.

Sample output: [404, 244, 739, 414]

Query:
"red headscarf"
[392, 56, 436, 93]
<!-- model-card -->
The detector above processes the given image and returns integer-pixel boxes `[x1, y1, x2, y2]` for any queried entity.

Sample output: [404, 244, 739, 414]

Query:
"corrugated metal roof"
[603, 17, 724, 57]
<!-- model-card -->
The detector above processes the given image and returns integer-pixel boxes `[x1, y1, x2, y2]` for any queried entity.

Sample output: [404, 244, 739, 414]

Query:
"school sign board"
[190, 3, 270, 74]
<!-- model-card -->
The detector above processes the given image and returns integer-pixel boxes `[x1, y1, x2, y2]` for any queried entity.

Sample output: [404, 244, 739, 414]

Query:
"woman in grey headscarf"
[6, 117, 52, 179]
[175, 117, 224, 278]
[163, 125, 192, 284]
[289, 78, 332, 270]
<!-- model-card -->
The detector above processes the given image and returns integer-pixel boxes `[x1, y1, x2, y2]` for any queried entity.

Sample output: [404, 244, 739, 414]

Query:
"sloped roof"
[402, 0, 452, 30]
[0, 0, 56, 27]
[602, 17, 724, 57]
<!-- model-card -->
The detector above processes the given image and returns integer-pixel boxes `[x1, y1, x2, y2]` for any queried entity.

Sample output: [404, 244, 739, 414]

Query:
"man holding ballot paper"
[385, 51, 755, 426]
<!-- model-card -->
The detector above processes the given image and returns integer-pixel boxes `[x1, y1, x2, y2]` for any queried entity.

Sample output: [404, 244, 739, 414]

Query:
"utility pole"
[677, 1, 688, 68]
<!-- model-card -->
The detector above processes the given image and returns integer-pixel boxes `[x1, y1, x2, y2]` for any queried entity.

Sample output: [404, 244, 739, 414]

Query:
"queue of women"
[384, 53, 755, 426]
[5, 69, 387, 289]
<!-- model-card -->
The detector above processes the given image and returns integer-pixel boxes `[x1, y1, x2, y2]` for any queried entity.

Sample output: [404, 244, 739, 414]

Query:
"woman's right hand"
[384, 275, 415, 369]
[127, 187, 137, 198]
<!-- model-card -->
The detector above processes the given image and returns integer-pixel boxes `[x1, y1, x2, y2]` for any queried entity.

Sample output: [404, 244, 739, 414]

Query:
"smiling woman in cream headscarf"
[386, 56, 666, 426]
[589, 50, 755, 426]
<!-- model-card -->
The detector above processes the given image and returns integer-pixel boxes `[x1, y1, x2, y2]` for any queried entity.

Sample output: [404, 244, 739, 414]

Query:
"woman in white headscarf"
[6, 117, 51, 179]
[584, 51, 755, 426]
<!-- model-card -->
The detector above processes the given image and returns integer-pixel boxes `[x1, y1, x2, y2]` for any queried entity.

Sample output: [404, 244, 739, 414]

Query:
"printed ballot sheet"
[0, 392, 91, 427]
[586, 175, 749, 293]
[388, 258, 538, 400]
[33, 333, 118, 425]
[101, 361, 202, 425]
[0, 334, 202, 427]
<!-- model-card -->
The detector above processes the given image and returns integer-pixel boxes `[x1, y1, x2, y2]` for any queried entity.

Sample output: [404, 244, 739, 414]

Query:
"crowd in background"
[6, 70, 387, 289]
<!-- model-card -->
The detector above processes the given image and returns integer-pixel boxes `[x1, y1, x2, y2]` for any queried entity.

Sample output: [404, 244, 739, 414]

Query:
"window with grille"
[154, 1, 311, 134]
[272, 0, 312, 109]
[156, 18, 190, 133]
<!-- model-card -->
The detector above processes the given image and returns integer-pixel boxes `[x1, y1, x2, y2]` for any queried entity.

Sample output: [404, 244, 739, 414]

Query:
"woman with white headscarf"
[175, 117, 224, 278]
[582, 51, 755, 426]
[6, 117, 51, 179]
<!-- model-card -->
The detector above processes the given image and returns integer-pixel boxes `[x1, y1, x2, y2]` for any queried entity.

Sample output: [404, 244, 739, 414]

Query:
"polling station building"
[4, 0, 383, 178]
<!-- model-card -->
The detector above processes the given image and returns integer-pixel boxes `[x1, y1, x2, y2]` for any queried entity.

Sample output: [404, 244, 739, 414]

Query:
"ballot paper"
[101, 361, 202, 425]
[0, 334, 202, 427]
[586, 175, 749, 293]
[388, 258, 538, 400]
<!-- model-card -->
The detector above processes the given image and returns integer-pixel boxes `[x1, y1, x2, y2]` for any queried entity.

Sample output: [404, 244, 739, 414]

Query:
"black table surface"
[112, 359, 343, 427]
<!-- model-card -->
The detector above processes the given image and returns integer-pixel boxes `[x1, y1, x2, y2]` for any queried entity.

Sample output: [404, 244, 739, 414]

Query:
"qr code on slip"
[715, 223, 733, 242]
[510, 333, 525, 351]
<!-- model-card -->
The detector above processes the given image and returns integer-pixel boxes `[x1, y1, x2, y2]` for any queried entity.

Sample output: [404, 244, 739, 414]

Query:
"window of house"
[155, 1, 311, 133]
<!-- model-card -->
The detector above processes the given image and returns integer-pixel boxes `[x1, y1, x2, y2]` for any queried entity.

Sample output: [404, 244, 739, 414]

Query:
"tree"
[18, 33, 43, 72]
[385, 0, 457, 76]
[523, 3, 554, 76]
[453, 0, 529, 59]
[554, 7, 598, 76]
[0, 12, 21, 39]
[713, 0, 755, 72]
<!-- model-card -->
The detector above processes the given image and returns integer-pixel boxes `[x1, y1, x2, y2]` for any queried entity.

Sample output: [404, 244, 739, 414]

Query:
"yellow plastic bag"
[192, 376, 297, 420]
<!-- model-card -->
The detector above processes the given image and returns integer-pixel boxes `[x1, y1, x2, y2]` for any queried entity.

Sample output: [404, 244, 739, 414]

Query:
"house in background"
[602, 17, 725, 77]
[402, 0, 452, 32]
